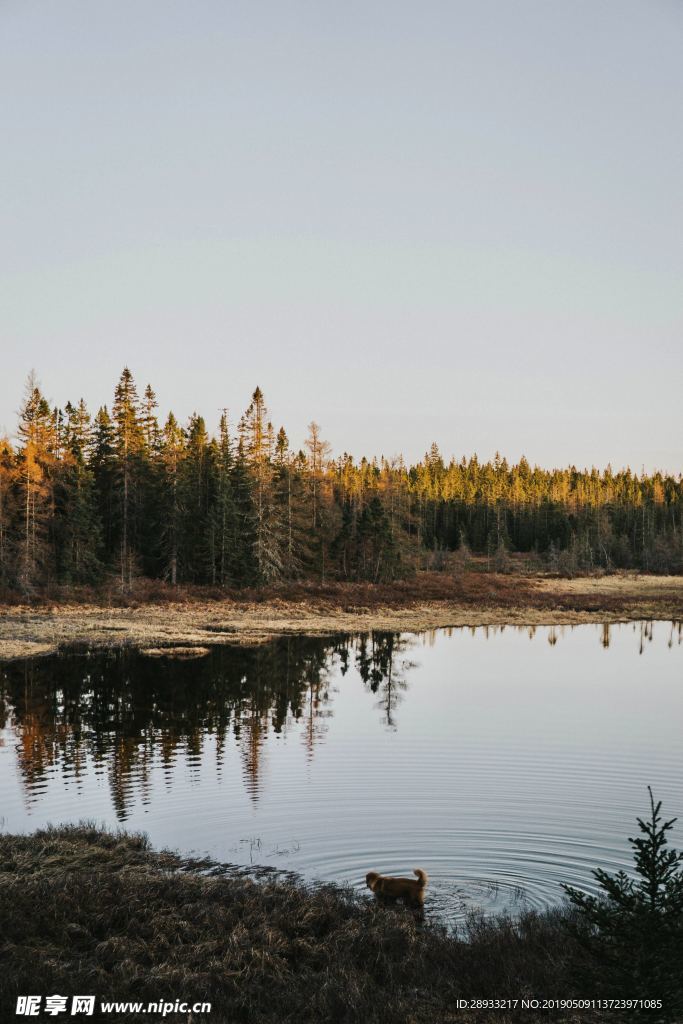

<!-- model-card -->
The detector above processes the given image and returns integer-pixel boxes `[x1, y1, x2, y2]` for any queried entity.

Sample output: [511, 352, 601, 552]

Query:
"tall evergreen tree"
[212, 412, 236, 586]
[305, 422, 333, 579]
[16, 374, 58, 591]
[54, 400, 102, 583]
[273, 427, 313, 579]
[140, 384, 161, 453]
[240, 389, 285, 583]
[111, 368, 145, 588]
[180, 414, 213, 582]
[230, 437, 257, 585]
[159, 412, 186, 585]
[91, 406, 117, 564]
[0, 437, 17, 587]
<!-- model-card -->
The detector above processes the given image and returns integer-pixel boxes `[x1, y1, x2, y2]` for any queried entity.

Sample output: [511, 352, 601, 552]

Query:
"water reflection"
[0, 634, 421, 817]
[352, 634, 414, 729]
[2, 639, 324, 814]
[1, 622, 679, 820]
[430, 619, 681, 652]
[1, 621, 682, 924]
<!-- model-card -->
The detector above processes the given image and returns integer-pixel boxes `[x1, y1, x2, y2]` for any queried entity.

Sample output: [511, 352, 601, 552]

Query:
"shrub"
[562, 788, 683, 1018]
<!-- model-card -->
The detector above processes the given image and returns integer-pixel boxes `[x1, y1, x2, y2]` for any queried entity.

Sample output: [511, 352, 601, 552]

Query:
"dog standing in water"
[365, 868, 428, 907]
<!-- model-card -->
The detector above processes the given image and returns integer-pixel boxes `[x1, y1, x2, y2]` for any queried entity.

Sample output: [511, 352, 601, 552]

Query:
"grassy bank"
[0, 826, 608, 1024]
[1, 570, 682, 661]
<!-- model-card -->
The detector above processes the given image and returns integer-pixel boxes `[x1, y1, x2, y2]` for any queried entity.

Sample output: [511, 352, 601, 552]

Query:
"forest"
[0, 368, 681, 595]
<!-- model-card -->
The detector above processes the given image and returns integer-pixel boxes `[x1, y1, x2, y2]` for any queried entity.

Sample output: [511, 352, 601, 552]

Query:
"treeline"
[0, 368, 681, 593]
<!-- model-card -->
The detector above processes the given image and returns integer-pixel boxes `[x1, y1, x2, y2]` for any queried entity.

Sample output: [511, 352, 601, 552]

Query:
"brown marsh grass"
[1, 571, 682, 662]
[0, 825, 613, 1023]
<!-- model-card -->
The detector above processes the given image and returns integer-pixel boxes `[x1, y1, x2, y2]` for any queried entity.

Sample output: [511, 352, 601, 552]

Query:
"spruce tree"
[240, 389, 285, 583]
[140, 384, 161, 453]
[212, 412, 235, 586]
[273, 427, 312, 579]
[563, 789, 683, 1014]
[111, 368, 145, 588]
[54, 400, 102, 584]
[91, 406, 117, 565]
[159, 412, 186, 585]
[16, 374, 58, 591]
[180, 414, 213, 582]
[305, 422, 333, 579]
[230, 437, 257, 585]
[138, 383, 164, 574]
[0, 437, 17, 587]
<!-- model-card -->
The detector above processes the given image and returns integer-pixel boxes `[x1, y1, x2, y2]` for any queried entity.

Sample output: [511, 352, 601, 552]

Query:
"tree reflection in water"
[0, 633, 414, 818]
[351, 634, 412, 729]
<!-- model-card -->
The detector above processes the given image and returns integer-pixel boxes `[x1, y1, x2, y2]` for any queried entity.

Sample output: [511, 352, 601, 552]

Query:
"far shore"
[1, 571, 682, 662]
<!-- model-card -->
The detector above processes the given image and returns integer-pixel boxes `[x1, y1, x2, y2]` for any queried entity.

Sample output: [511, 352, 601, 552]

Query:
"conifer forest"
[1, 368, 681, 595]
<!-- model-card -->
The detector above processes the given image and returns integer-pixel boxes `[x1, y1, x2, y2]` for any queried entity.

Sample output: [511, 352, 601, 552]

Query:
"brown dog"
[365, 868, 428, 906]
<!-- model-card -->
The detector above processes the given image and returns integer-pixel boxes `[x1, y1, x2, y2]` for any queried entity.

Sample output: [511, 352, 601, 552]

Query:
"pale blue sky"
[1, 0, 681, 470]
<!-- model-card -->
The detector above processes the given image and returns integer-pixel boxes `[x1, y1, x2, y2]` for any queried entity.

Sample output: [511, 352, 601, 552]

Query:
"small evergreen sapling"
[562, 788, 683, 1014]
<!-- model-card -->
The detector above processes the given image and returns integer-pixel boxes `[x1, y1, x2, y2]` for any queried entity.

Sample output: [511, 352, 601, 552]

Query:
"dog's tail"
[413, 868, 428, 887]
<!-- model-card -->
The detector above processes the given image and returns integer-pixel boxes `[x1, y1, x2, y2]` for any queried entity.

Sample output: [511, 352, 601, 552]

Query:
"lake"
[1, 621, 681, 925]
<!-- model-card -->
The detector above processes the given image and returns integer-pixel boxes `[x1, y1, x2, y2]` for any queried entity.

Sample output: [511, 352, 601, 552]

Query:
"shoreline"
[0, 825, 604, 1023]
[1, 572, 682, 662]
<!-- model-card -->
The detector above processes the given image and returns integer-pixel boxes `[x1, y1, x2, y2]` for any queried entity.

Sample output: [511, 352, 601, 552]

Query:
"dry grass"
[0, 571, 681, 661]
[140, 645, 212, 659]
[0, 826, 608, 1024]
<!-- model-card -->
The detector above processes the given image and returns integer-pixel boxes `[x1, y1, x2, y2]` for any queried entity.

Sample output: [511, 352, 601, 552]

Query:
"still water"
[1, 622, 681, 924]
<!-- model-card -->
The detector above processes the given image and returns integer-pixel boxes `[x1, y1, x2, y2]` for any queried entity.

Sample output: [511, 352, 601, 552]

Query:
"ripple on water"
[1, 623, 682, 925]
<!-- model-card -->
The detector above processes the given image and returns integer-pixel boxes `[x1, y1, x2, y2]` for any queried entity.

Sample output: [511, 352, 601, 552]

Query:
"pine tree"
[563, 788, 683, 1012]
[140, 384, 161, 454]
[273, 427, 311, 579]
[240, 389, 285, 583]
[54, 400, 102, 583]
[0, 437, 17, 587]
[138, 383, 164, 575]
[111, 368, 145, 588]
[359, 494, 399, 581]
[230, 437, 257, 585]
[179, 414, 214, 582]
[305, 421, 332, 531]
[16, 374, 58, 591]
[159, 412, 186, 585]
[212, 411, 235, 586]
[91, 406, 117, 565]
[330, 497, 356, 579]
[305, 422, 333, 579]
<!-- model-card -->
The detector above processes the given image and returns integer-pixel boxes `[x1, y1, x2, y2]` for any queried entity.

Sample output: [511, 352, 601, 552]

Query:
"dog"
[365, 868, 428, 906]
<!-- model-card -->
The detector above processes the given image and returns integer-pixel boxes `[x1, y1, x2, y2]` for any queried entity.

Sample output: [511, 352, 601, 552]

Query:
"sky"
[1, 0, 681, 472]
